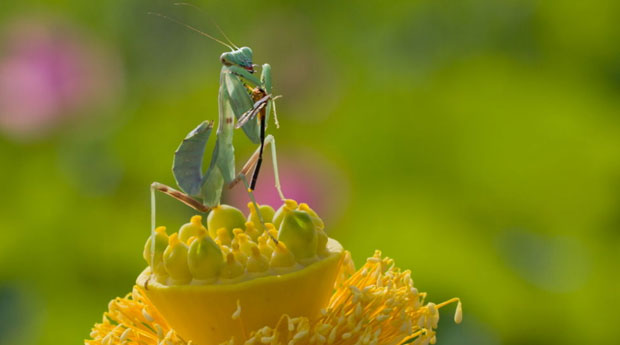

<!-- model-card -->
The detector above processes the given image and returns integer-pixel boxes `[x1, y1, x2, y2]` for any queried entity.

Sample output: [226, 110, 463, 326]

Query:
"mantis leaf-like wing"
[200, 140, 224, 207]
[224, 73, 260, 144]
[217, 83, 238, 184]
[172, 121, 213, 197]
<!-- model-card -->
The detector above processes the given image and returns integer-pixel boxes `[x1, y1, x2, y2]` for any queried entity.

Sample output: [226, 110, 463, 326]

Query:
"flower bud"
[221, 253, 244, 279]
[247, 246, 269, 273]
[207, 205, 246, 239]
[278, 209, 318, 261]
[215, 227, 232, 246]
[316, 228, 329, 257]
[247, 202, 275, 233]
[163, 233, 192, 284]
[270, 242, 296, 268]
[179, 215, 207, 243]
[188, 233, 223, 281]
[258, 234, 273, 258]
[265, 223, 278, 239]
[219, 244, 231, 257]
[231, 243, 248, 265]
[244, 221, 260, 241]
[272, 199, 298, 229]
[143, 226, 169, 277]
[232, 231, 254, 257]
[298, 203, 324, 230]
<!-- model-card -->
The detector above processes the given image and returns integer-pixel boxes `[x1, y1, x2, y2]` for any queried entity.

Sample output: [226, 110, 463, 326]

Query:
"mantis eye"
[220, 53, 232, 66]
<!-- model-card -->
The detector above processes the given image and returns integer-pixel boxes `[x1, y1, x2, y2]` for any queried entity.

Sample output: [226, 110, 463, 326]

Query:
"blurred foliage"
[0, 0, 619, 344]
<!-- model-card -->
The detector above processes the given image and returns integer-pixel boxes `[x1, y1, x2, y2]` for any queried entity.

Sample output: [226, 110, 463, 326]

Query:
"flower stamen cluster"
[144, 200, 330, 285]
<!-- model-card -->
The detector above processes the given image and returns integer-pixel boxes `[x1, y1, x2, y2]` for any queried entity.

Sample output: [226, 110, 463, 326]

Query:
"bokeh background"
[1, 0, 619, 344]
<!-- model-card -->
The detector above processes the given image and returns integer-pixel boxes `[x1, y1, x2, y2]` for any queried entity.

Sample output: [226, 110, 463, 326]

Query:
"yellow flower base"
[87, 249, 461, 345]
[137, 239, 344, 345]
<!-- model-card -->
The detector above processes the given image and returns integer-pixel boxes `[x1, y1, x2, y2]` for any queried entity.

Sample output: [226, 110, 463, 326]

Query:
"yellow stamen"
[86, 287, 186, 345]
[215, 227, 233, 246]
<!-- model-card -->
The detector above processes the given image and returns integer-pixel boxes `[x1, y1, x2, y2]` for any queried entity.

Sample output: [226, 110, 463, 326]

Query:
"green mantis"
[149, 14, 285, 231]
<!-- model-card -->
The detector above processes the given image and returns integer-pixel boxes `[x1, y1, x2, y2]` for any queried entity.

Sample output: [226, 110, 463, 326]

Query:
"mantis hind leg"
[229, 134, 285, 201]
[263, 134, 285, 200]
[150, 182, 210, 231]
[148, 182, 210, 279]
[235, 173, 278, 244]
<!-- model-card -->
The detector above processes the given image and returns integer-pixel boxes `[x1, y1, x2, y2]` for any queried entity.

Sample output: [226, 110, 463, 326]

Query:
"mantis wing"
[172, 121, 213, 197]
[224, 72, 261, 144]
[200, 140, 225, 207]
[215, 80, 237, 184]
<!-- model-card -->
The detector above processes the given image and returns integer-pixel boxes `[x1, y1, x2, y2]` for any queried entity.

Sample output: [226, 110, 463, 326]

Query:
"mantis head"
[220, 47, 255, 72]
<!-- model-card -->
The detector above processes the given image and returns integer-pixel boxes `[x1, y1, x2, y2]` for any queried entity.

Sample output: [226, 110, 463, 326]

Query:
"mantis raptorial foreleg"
[229, 134, 285, 201]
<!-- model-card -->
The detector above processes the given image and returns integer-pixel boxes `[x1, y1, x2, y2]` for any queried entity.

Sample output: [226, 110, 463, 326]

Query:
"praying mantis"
[148, 13, 286, 231]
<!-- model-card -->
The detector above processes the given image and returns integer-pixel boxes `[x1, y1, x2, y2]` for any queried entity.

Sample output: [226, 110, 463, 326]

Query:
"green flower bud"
[272, 199, 298, 229]
[257, 234, 273, 258]
[232, 231, 254, 257]
[298, 203, 325, 230]
[247, 246, 269, 273]
[270, 242, 296, 268]
[246, 202, 276, 233]
[221, 253, 244, 279]
[232, 228, 244, 239]
[207, 205, 246, 239]
[188, 234, 223, 281]
[278, 209, 318, 261]
[316, 228, 329, 257]
[143, 226, 169, 277]
[179, 215, 207, 243]
[215, 227, 232, 246]
[163, 233, 192, 284]
[231, 243, 248, 265]
[244, 221, 260, 241]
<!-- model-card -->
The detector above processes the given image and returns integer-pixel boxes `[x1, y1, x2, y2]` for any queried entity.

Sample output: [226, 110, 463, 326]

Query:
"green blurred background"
[1, 0, 619, 344]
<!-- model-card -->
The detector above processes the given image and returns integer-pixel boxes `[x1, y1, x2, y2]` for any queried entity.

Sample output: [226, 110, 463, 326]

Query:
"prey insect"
[148, 12, 286, 231]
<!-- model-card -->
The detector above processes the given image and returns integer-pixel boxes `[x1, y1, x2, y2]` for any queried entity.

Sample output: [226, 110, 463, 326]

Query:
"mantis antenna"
[173, 2, 240, 50]
[147, 12, 235, 50]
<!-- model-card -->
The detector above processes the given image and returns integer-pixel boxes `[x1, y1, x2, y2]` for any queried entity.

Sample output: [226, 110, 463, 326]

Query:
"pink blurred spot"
[225, 148, 349, 224]
[0, 17, 122, 140]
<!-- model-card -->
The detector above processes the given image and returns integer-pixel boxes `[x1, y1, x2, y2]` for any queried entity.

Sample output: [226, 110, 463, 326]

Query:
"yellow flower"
[86, 203, 461, 345]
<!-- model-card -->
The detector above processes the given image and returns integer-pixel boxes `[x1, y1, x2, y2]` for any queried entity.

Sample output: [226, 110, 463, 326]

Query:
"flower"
[87, 253, 461, 345]
[86, 202, 461, 345]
